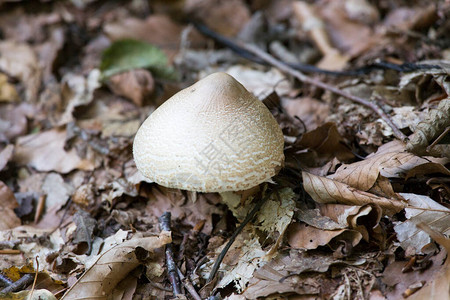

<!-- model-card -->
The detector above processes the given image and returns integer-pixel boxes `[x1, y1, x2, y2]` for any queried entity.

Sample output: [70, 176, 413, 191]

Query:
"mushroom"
[133, 72, 284, 193]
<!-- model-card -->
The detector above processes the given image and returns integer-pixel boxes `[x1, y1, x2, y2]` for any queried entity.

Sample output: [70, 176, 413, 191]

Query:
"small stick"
[207, 192, 271, 283]
[239, 43, 408, 142]
[159, 212, 182, 296]
[0, 274, 13, 287]
[177, 268, 202, 300]
[0, 274, 34, 295]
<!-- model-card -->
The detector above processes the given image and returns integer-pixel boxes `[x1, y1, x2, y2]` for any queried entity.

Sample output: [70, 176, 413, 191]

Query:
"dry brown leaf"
[406, 98, 450, 157]
[61, 232, 171, 300]
[298, 122, 355, 165]
[0, 41, 41, 102]
[0, 226, 65, 272]
[302, 171, 405, 214]
[282, 97, 330, 131]
[107, 69, 155, 106]
[287, 222, 362, 250]
[14, 128, 95, 174]
[394, 193, 450, 254]
[331, 152, 429, 191]
[317, 203, 382, 242]
[59, 70, 101, 125]
[0, 181, 21, 230]
[145, 186, 222, 235]
[0, 144, 14, 171]
[383, 4, 437, 31]
[243, 250, 366, 299]
[318, 0, 378, 57]
[0, 103, 35, 142]
[185, 0, 251, 37]
[407, 223, 450, 300]
[0, 73, 19, 102]
[292, 1, 349, 70]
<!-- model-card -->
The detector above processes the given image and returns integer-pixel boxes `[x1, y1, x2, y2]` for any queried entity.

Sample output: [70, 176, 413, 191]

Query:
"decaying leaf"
[59, 70, 101, 125]
[0, 41, 41, 102]
[302, 171, 405, 214]
[407, 223, 450, 300]
[287, 222, 362, 250]
[208, 234, 265, 293]
[72, 210, 96, 246]
[41, 173, 74, 211]
[406, 98, 450, 157]
[107, 68, 155, 106]
[330, 151, 429, 191]
[0, 226, 65, 272]
[14, 128, 95, 173]
[0, 144, 14, 171]
[243, 249, 366, 299]
[3, 289, 57, 300]
[0, 181, 21, 230]
[61, 231, 171, 300]
[394, 193, 450, 254]
[0, 73, 19, 102]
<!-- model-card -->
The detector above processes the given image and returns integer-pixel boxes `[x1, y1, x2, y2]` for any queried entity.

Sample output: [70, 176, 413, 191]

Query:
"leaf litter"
[0, 1, 449, 299]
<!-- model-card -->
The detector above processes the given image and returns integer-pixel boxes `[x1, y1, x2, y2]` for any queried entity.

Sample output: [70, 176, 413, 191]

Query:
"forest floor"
[0, 0, 449, 299]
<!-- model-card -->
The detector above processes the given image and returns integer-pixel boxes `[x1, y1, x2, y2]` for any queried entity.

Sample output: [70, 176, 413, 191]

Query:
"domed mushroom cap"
[133, 72, 284, 192]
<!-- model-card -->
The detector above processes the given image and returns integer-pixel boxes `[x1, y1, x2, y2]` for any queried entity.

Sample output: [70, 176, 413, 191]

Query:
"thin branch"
[177, 268, 202, 300]
[207, 191, 271, 283]
[0, 274, 34, 295]
[159, 212, 183, 296]
[238, 43, 408, 142]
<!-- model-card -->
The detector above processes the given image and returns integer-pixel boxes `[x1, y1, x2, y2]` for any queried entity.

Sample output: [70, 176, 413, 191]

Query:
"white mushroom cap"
[133, 72, 284, 192]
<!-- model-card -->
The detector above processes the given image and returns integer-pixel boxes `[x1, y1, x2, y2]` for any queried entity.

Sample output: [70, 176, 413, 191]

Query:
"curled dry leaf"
[61, 231, 171, 300]
[302, 171, 405, 214]
[331, 151, 429, 191]
[14, 128, 95, 174]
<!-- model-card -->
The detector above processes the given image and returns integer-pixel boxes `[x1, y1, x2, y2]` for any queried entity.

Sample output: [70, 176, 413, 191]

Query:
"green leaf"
[100, 39, 177, 80]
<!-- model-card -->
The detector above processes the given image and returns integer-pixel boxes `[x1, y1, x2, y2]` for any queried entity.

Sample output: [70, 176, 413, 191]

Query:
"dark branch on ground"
[159, 212, 183, 296]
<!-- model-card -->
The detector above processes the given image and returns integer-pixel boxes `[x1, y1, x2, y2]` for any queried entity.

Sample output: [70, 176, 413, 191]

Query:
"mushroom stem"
[207, 190, 272, 284]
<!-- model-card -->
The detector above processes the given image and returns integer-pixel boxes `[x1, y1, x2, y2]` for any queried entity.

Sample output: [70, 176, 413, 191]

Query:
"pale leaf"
[302, 171, 405, 214]
[394, 193, 450, 254]
[14, 128, 94, 174]
[61, 232, 171, 300]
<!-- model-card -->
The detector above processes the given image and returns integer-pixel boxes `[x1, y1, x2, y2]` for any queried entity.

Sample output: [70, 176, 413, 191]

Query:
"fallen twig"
[0, 274, 13, 287]
[177, 268, 202, 300]
[239, 43, 408, 142]
[207, 191, 271, 284]
[159, 212, 183, 296]
[0, 274, 34, 295]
